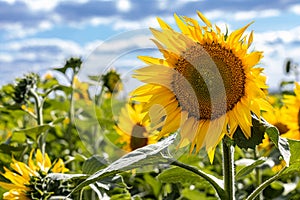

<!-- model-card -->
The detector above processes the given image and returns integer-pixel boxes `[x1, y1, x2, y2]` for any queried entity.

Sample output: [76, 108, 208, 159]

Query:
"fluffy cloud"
[1, 0, 300, 90]
[255, 26, 300, 89]
[1, 0, 299, 39]
[0, 38, 84, 85]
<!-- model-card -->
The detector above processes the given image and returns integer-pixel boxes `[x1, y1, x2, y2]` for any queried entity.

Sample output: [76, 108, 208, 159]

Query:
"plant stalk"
[169, 158, 227, 199]
[254, 148, 262, 200]
[30, 89, 45, 155]
[66, 74, 76, 153]
[222, 137, 235, 200]
[246, 167, 286, 200]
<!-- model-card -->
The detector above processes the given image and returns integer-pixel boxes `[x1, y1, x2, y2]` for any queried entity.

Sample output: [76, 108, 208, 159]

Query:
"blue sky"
[1, 0, 300, 90]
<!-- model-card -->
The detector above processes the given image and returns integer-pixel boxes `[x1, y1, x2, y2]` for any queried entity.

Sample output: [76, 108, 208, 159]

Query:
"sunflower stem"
[222, 136, 235, 200]
[30, 88, 46, 155]
[169, 159, 227, 199]
[254, 147, 262, 200]
[246, 167, 286, 200]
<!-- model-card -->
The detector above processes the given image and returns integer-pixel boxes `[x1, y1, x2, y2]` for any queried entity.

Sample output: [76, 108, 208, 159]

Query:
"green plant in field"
[0, 149, 69, 199]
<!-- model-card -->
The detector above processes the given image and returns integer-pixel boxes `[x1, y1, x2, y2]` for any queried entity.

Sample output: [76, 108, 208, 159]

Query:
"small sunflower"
[0, 149, 69, 200]
[73, 76, 91, 104]
[114, 103, 159, 152]
[260, 106, 289, 150]
[281, 82, 300, 140]
[131, 11, 270, 161]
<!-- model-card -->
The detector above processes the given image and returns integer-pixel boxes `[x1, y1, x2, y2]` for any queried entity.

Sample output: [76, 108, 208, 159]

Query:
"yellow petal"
[174, 13, 190, 36]
[138, 56, 168, 66]
[228, 22, 253, 44]
[157, 17, 172, 30]
[51, 159, 69, 173]
[0, 181, 28, 190]
[197, 11, 212, 27]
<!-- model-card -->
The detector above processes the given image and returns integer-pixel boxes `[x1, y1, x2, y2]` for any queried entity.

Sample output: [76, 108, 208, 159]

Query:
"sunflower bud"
[13, 73, 39, 104]
[101, 69, 122, 95]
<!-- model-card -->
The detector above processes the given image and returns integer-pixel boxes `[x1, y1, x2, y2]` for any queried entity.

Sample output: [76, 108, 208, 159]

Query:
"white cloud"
[116, 0, 131, 12]
[0, 54, 13, 63]
[289, 4, 300, 14]
[1, 38, 83, 66]
[255, 26, 300, 44]
[22, 0, 59, 11]
[254, 26, 300, 89]
[233, 9, 280, 21]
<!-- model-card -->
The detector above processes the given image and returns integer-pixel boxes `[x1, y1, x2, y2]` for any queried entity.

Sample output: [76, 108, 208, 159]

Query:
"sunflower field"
[1, 12, 300, 200]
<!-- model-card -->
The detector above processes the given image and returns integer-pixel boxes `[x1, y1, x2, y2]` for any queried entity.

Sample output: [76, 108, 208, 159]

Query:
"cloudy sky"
[1, 0, 300, 91]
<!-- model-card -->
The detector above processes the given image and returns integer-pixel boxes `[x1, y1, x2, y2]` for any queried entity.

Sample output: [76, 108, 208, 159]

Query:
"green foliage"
[70, 134, 176, 194]
[1, 56, 300, 200]
[236, 157, 267, 181]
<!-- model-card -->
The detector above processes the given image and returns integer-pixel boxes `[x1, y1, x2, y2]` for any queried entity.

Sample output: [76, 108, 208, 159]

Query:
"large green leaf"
[265, 125, 290, 166]
[69, 134, 177, 194]
[233, 115, 265, 149]
[158, 166, 204, 184]
[234, 115, 290, 166]
[14, 124, 52, 140]
[82, 155, 108, 174]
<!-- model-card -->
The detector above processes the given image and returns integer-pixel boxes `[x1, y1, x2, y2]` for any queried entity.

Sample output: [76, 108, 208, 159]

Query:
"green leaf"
[234, 115, 290, 166]
[46, 173, 88, 181]
[265, 125, 290, 166]
[14, 124, 52, 140]
[157, 166, 204, 184]
[144, 173, 161, 197]
[181, 188, 217, 200]
[236, 157, 267, 180]
[51, 117, 66, 125]
[281, 139, 300, 175]
[69, 134, 177, 195]
[233, 114, 265, 149]
[82, 155, 108, 174]
[0, 143, 26, 154]
[10, 132, 27, 143]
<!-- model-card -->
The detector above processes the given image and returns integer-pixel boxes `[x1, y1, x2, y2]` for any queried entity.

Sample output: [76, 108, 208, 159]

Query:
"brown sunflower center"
[274, 122, 289, 135]
[130, 124, 148, 150]
[171, 42, 246, 120]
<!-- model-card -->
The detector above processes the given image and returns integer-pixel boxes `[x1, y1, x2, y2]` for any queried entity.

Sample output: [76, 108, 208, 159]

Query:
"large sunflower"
[114, 103, 159, 152]
[282, 82, 300, 140]
[0, 149, 68, 199]
[131, 11, 270, 161]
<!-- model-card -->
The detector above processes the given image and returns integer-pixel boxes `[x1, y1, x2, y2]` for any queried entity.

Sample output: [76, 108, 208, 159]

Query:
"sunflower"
[0, 149, 69, 200]
[260, 106, 289, 151]
[73, 76, 92, 104]
[114, 103, 159, 152]
[281, 82, 300, 140]
[131, 11, 271, 162]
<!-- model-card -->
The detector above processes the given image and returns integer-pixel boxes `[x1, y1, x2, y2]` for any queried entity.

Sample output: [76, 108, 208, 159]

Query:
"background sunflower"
[281, 82, 300, 140]
[114, 103, 159, 152]
[0, 149, 68, 200]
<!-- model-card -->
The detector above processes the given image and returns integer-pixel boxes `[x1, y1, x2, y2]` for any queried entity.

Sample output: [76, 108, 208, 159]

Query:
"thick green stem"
[30, 89, 45, 155]
[222, 137, 235, 200]
[246, 167, 286, 200]
[66, 74, 76, 152]
[254, 148, 262, 200]
[169, 158, 227, 199]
